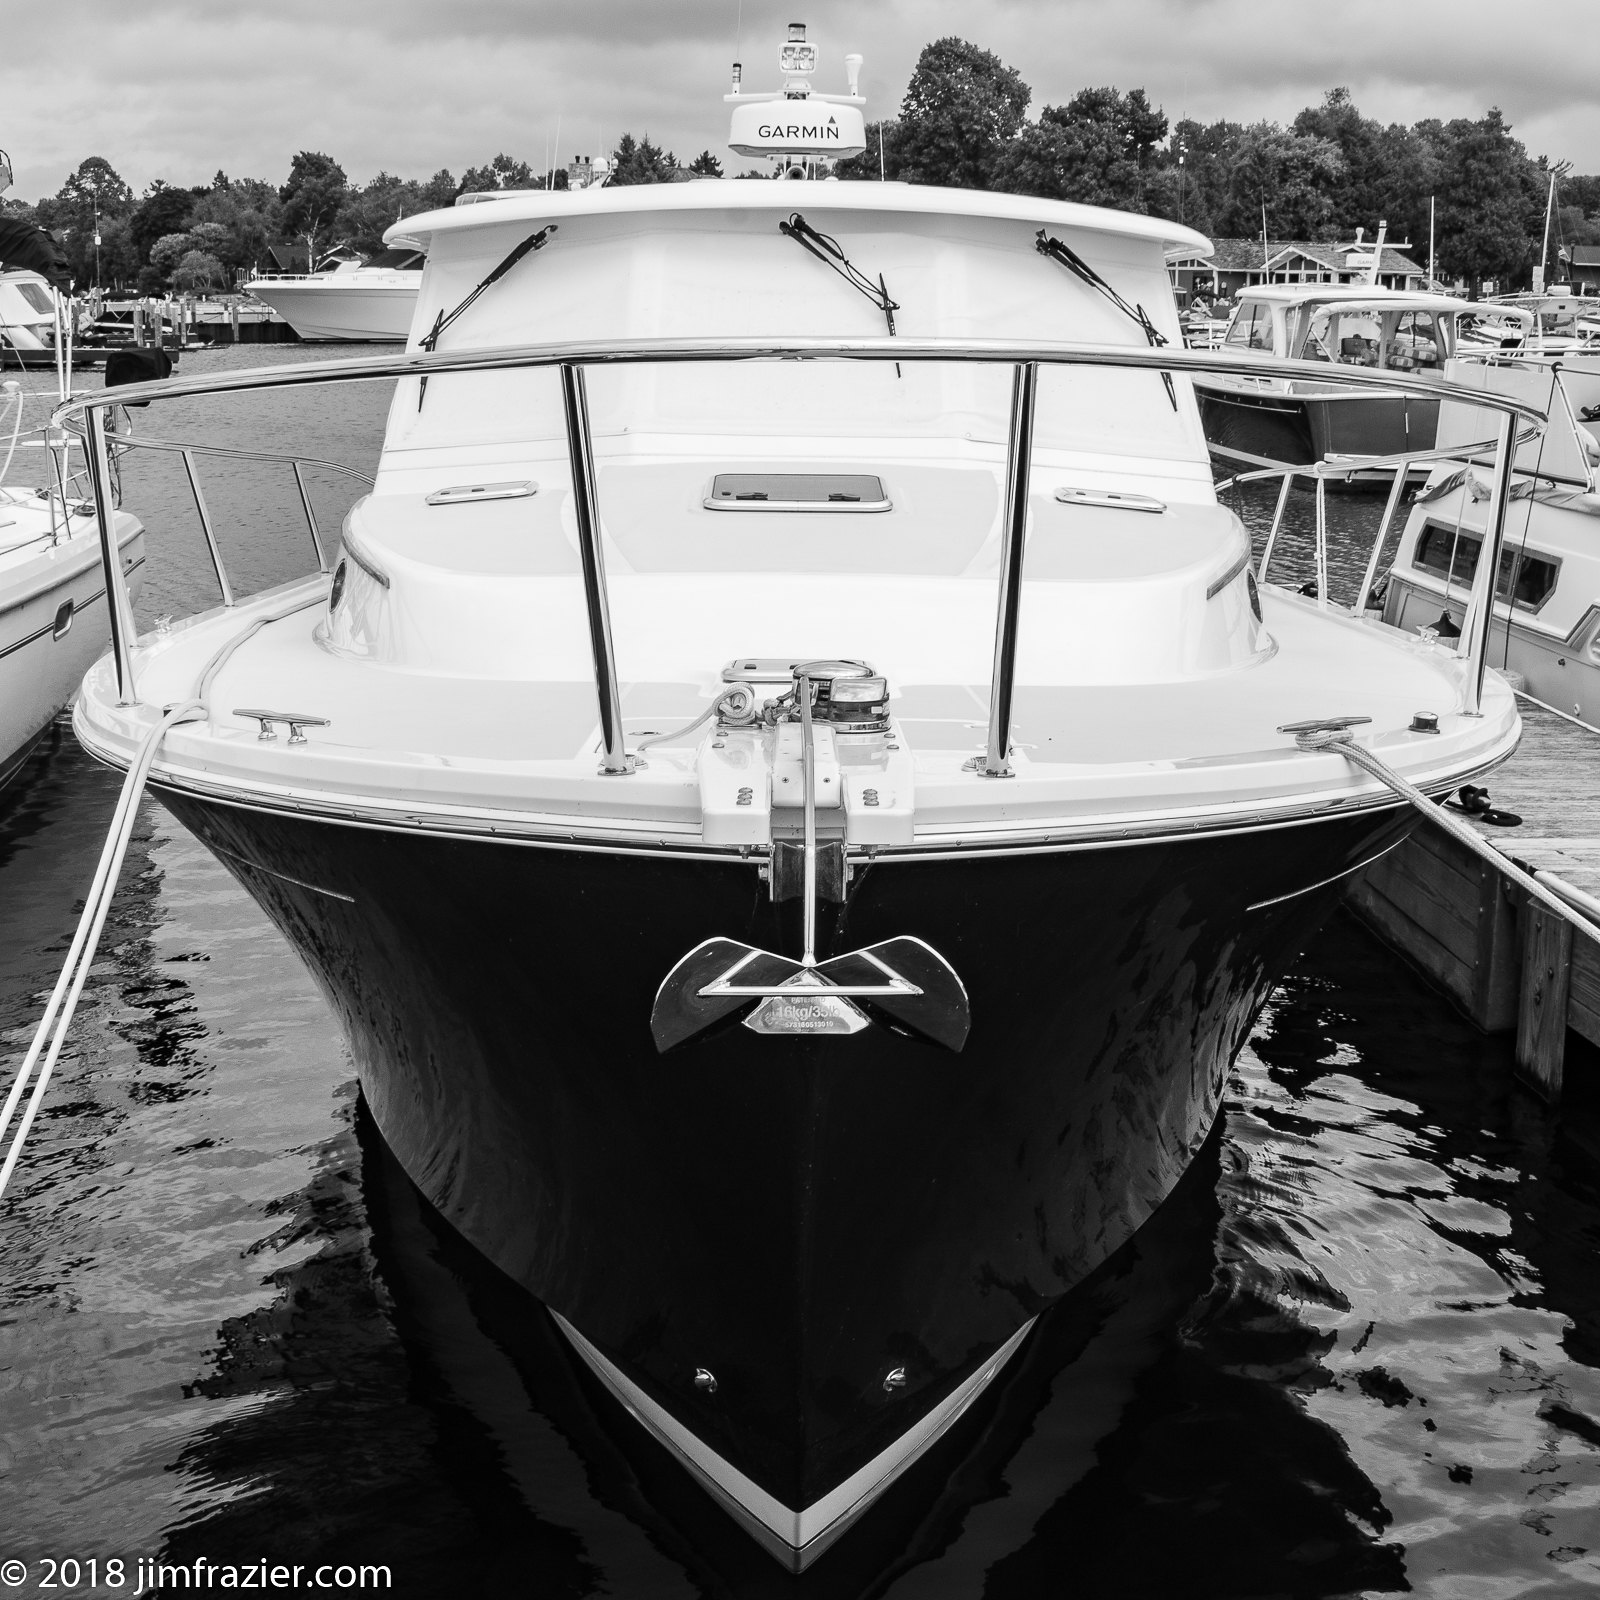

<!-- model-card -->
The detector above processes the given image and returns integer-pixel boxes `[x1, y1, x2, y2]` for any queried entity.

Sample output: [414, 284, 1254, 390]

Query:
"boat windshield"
[1299, 306, 1444, 371]
[1223, 300, 1273, 352]
[13, 282, 53, 315]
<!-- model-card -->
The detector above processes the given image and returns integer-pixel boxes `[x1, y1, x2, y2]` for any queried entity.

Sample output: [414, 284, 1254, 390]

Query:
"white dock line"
[0, 699, 205, 1202]
[1288, 726, 1600, 949]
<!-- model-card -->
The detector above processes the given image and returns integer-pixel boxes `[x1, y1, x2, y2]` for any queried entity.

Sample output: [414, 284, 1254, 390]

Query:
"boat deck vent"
[704, 473, 890, 512]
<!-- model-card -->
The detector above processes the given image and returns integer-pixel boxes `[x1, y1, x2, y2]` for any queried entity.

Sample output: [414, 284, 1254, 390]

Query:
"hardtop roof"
[1236, 283, 1482, 314]
[385, 179, 1212, 259]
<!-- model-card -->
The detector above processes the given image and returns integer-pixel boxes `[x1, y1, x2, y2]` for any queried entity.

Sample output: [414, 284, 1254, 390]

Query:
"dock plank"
[1473, 699, 1600, 897]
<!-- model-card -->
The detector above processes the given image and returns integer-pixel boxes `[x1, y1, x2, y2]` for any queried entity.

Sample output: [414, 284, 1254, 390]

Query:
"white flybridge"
[245, 245, 425, 343]
[48, 22, 1547, 1573]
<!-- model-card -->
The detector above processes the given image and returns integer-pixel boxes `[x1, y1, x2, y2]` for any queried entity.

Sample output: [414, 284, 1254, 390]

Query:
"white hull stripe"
[552, 1311, 1037, 1571]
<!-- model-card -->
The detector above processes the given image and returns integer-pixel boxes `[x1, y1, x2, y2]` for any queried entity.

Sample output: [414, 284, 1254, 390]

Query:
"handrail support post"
[1353, 464, 1408, 616]
[559, 362, 636, 775]
[984, 361, 1038, 778]
[291, 460, 329, 573]
[1258, 471, 1294, 581]
[1462, 409, 1518, 716]
[182, 448, 234, 607]
[84, 405, 140, 706]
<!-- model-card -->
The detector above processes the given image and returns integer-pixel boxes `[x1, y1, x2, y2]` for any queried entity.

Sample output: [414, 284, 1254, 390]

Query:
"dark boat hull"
[1199, 384, 1439, 483]
[158, 791, 1411, 1550]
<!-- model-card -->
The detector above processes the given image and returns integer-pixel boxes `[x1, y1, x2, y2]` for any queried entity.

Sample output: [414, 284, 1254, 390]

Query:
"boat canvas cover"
[0, 218, 70, 289]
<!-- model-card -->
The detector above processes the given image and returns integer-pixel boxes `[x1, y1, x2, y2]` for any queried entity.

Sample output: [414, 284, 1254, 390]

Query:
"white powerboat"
[1197, 283, 1532, 481]
[57, 25, 1537, 1571]
[246, 245, 424, 342]
[1485, 290, 1600, 357]
[0, 394, 144, 790]
[1380, 353, 1600, 728]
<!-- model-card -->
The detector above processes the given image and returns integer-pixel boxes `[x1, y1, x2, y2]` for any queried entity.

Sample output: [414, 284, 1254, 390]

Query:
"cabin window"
[1388, 310, 1443, 370]
[1224, 301, 1274, 352]
[15, 283, 54, 315]
[1300, 308, 1383, 366]
[1414, 519, 1559, 611]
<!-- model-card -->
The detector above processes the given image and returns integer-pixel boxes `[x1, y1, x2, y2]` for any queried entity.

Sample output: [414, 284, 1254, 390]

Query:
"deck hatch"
[704, 473, 890, 512]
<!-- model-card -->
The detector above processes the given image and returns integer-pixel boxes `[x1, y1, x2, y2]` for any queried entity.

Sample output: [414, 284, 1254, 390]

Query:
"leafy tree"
[1564, 174, 1600, 217]
[688, 150, 724, 178]
[421, 169, 458, 209]
[189, 180, 276, 274]
[894, 37, 1029, 189]
[836, 119, 902, 181]
[148, 232, 194, 273]
[1292, 88, 1439, 247]
[458, 154, 536, 194]
[609, 133, 679, 185]
[1426, 110, 1544, 291]
[279, 151, 348, 264]
[1220, 123, 1345, 238]
[34, 156, 135, 285]
[131, 182, 197, 265]
[172, 249, 226, 292]
[994, 88, 1166, 210]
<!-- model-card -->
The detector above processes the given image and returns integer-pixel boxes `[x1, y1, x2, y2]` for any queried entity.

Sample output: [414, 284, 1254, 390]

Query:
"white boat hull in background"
[0, 507, 145, 789]
[245, 280, 419, 343]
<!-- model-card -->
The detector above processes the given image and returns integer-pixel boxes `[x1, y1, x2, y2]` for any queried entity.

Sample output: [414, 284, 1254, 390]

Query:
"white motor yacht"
[246, 245, 425, 342]
[1381, 353, 1600, 728]
[1197, 283, 1532, 481]
[1485, 289, 1600, 357]
[0, 396, 144, 790]
[58, 25, 1539, 1570]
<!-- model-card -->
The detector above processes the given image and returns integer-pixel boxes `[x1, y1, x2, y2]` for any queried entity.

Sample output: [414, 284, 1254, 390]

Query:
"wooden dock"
[1346, 699, 1600, 1101]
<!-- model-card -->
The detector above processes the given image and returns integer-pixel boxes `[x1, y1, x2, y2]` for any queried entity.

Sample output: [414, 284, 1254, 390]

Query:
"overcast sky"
[6, 0, 1598, 202]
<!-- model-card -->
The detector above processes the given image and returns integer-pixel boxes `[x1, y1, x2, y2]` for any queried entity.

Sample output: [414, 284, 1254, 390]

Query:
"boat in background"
[1195, 283, 1532, 482]
[1381, 353, 1600, 728]
[246, 244, 425, 342]
[1485, 289, 1600, 356]
[0, 369, 145, 792]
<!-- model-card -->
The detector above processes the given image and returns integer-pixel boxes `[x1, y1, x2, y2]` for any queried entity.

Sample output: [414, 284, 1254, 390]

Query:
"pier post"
[1517, 899, 1573, 1100]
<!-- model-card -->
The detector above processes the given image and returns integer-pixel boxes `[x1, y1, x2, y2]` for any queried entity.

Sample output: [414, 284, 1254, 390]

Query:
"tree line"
[836, 39, 1598, 291]
[3, 35, 1594, 295]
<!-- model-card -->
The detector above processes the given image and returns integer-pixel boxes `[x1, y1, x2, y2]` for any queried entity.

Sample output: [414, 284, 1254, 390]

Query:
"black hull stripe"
[0, 552, 146, 662]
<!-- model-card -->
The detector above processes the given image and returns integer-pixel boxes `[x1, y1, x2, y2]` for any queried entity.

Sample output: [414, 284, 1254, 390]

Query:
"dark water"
[2, 352, 1598, 1597]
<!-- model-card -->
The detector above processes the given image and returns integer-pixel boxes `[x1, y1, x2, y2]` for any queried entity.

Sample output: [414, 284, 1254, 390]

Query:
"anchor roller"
[650, 661, 970, 1054]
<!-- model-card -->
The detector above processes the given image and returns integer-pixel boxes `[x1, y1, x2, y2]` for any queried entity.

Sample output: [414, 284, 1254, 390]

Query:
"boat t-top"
[37, 24, 1549, 1572]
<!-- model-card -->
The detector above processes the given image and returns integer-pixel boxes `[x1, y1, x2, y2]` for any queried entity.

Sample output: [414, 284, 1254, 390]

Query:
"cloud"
[6, 0, 1595, 201]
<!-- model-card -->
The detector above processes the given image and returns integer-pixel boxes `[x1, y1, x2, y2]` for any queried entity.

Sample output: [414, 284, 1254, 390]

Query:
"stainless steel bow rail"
[53, 336, 1549, 740]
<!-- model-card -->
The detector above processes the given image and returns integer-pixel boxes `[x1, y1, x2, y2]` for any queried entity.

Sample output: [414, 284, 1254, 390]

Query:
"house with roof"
[1564, 246, 1600, 295]
[1168, 237, 1429, 303]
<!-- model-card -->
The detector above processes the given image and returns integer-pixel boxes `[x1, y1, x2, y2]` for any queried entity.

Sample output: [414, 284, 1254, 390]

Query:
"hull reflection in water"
[161, 791, 1412, 1564]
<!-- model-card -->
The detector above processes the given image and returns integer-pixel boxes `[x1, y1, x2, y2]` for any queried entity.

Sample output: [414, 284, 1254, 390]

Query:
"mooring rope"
[1289, 725, 1600, 947]
[0, 699, 205, 1202]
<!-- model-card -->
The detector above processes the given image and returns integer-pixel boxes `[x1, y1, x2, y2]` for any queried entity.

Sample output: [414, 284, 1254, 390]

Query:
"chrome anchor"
[650, 663, 970, 1054]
